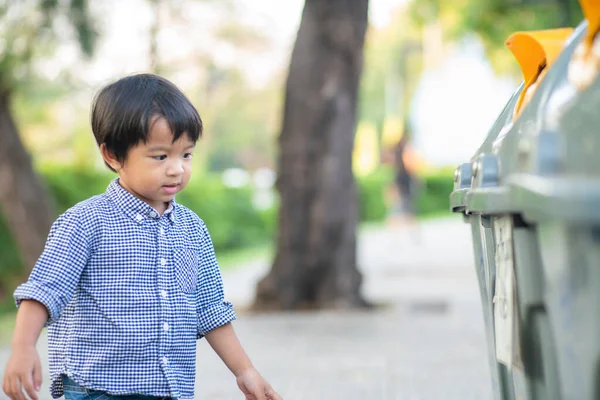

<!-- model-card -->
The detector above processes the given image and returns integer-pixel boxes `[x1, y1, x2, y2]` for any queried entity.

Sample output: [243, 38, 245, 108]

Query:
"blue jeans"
[62, 375, 177, 400]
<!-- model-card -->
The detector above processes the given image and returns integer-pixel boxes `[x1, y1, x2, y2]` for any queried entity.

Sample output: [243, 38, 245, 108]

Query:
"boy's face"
[102, 116, 195, 214]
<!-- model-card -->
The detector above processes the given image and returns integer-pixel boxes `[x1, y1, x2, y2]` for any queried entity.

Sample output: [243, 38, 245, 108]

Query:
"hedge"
[0, 166, 454, 293]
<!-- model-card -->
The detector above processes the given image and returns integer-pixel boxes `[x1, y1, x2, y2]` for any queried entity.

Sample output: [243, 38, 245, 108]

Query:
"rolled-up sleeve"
[14, 210, 91, 326]
[195, 222, 236, 338]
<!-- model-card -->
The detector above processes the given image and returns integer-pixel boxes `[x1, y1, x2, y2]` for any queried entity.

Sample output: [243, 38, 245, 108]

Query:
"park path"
[0, 217, 494, 400]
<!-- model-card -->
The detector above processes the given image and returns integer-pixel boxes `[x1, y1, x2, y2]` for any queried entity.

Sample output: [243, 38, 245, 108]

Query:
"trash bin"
[450, 2, 600, 399]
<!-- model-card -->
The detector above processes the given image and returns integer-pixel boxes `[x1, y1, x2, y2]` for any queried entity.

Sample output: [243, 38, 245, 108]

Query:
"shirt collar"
[105, 178, 176, 224]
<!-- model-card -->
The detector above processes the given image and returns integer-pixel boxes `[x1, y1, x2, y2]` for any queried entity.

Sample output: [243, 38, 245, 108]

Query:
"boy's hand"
[236, 367, 282, 400]
[2, 345, 43, 400]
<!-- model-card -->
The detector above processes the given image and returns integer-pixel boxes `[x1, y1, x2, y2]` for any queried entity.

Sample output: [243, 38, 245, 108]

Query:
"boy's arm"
[205, 323, 281, 400]
[4, 210, 92, 400]
[205, 323, 253, 375]
[11, 300, 47, 349]
[195, 221, 280, 399]
[2, 300, 48, 400]
[195, 221, 236, 338]
[14, 209, 92, 325]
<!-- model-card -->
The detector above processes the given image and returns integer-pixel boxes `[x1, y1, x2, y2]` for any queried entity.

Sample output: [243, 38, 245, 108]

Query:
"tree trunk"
[254, 0, 370, 310]
[149, 0, 162, 74]
[0, 90, 55, 273]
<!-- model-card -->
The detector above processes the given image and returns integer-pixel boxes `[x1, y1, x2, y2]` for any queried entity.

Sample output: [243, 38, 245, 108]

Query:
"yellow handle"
[505, 28, 574, 116]
[580, 0, 600, 44]
[506, 29, 574, 84]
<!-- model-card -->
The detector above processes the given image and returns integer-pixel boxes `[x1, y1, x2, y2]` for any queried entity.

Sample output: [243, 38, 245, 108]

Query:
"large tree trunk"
[254, 0, 370, 310]
[0, 90, 55, 273]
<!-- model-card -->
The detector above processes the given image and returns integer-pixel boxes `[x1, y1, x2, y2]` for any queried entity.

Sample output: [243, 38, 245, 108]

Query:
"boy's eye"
[183, 153, 193, 159]
[152, 155, 167, 161]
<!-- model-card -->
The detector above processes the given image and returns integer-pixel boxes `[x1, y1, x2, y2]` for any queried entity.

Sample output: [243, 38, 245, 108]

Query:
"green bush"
[356, 167, 454, 222]
[0, 165, 455, 293]
[42, 167, 114, 214]
[356, 167, 394, 222]
[415, 170, 455, 217]
[41, 167, 275, 252]
[177, 177, 275, 251]
[0, 167, 275, 295]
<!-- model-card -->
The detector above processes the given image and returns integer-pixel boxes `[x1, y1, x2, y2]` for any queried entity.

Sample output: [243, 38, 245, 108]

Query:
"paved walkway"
[0, 217, 494, 399]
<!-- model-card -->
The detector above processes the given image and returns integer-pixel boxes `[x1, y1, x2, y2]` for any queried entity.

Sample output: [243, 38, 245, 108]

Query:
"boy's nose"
[166, 161, 184, 176]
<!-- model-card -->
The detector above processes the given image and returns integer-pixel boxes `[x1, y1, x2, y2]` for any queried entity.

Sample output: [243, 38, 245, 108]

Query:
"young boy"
[2, 74, 281, 400]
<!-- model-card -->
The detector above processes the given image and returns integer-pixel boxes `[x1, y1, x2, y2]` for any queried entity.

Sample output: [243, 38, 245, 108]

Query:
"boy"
[2, 74, 281, 400]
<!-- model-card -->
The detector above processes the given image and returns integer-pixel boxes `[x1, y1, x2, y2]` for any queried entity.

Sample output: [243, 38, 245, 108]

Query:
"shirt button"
[135, 214, 143, 222]
[161, 357, 169, 365]
[160, 290, 168, 299]
[150, 211, 158, 218]
[160, 258, 167, 266]
[163, 323, 170, 331]
[159, 228, 165, 235]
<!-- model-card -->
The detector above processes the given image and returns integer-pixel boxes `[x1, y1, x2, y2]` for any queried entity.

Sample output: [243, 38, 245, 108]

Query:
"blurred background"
[0, 0, 584, 399]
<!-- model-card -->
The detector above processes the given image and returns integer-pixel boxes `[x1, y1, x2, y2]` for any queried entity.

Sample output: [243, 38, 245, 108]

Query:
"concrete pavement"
[0, 217, 494, 399]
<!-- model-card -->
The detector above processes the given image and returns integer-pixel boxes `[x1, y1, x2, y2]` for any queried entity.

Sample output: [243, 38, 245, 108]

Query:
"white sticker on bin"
[493, 216, 517, 367]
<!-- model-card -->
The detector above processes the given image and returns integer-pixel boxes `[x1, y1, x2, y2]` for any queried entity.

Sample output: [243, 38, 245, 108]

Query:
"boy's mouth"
[162, 184, 180, 195]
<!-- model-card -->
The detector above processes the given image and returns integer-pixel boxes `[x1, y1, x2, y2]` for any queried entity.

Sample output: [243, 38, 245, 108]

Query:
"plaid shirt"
[14, 179, 236, 399]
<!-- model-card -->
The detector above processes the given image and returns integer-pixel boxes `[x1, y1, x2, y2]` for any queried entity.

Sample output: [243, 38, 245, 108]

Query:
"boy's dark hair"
[91, 73, 202, 172]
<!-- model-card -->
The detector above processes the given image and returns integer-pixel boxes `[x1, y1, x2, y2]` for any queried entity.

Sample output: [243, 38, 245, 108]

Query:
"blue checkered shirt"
[14, 179, 236, 399]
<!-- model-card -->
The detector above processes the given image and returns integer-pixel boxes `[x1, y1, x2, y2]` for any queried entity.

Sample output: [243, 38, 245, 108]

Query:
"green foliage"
[12, 79, 75, 125]
[416, 170, 455, 216]
[197, 67, 280, 172]
[66, 0, 98, 57]
[356, 167, 455, 222]
[0, 0, 97, 93]
[359, 9, 423, 133]
[39, 167, 276, 251]
[0, 308, 17, 345]
[0, 213, 25, 295]
[410, 0, 584, 75]
[41, 166, 114, 214]
[177, 177, 275, 250]
[357, 168, 394, 221]
[0, 165, 455, 298]
[0, 166, 277, 298]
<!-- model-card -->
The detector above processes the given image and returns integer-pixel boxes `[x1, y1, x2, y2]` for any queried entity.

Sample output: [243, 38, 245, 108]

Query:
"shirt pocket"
[173, 248, 199, 294]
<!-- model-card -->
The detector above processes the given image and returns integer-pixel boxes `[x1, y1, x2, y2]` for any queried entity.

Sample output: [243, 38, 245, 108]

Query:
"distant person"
[2, 74, 281, 400]
[388, 130, 422, 236]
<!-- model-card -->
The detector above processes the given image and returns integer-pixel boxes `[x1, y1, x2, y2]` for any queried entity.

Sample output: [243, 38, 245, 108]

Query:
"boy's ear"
[100, 144, 123, 171]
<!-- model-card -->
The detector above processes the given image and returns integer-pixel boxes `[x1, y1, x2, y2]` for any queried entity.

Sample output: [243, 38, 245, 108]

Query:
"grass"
[0, 299, 16, 346]
[216, 241, 273, 270]
[420, 210, 457, 220]
[0, 313, 15, 345]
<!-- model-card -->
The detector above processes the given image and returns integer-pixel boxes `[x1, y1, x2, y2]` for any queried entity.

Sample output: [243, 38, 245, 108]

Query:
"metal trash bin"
[450, 3, 600, 399]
